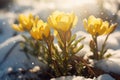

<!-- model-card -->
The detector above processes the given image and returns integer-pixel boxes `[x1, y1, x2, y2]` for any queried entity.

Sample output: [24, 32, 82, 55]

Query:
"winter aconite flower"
[30, 20, 50, 40]
[12, 14, 38, 31]
[83, 15, 117, 36]
[48, 11, 78, 32]
[83, 15, 117, 60]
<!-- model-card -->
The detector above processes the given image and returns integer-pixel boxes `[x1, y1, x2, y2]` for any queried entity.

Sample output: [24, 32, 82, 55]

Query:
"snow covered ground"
[51, 74, 115, 80]
[0, 35, 47, 80]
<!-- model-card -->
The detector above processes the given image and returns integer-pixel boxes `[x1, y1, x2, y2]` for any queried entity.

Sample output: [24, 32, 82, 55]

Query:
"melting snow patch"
[97, 74, 115, 80]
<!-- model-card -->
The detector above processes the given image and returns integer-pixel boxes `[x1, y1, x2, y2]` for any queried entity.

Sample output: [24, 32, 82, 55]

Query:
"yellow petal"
[48, 16, 57, 29]
[37, 20, 44, 28]
[12, 24, 24, 32]
[83, 19, 88, 31]
[100, 21, 109, 35]
[94, 19, 102, 34]
[54, 30, 58, 37]
[29, 13, 34, 19]
[30, 27, 40, 40]
[34, 16, 39, 25]
[19, 14, 27, 23]
[69, 12, 78, 27]
[101, 21, 109, 29]
[57, 22, 68, 32]
[72, 15, 78, 27]
[44, 24, 50, 37]
[106, 23, 117, 34]
[99, 26, 106, 35]
[60, 15, 69, 23]
[88, 15, 96, 25]
[87, 25, 95, 35]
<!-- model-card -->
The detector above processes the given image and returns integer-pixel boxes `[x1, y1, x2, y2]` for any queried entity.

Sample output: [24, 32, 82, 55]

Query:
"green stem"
[63, 34, 69, 75]
[46, 40, 52, 64]
[46, 39, 61, 76]
[100, 34, 110, 59]
[57, 31, 70, 75]
[92, 35, 99, 60]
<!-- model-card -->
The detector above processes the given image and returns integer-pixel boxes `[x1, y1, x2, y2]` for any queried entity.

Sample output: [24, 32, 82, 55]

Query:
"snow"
[94, 49, 120, 75]
[97, 74, 115, 80]
[51, 76, 95, 80]
[0, 35, 47, 80]
[0, 18, 15, 43]
[0, 35, 23, 48]
[51, 74, 115, 80]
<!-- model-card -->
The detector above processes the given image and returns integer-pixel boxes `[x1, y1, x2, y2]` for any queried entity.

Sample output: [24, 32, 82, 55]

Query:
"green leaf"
[68, 34, 76, 46]
[73, 45, 84, 54]
[58, 40, 64, 50]
[105, 53, 112, 58]
[103, 49, 108, 55]
[72, 37, 85, 47]
[29, 40, 35, 48]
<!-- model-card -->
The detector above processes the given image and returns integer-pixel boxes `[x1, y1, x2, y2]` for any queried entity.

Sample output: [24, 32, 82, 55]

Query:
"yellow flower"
[19, 14, 34, 30]
[12, 14, 38, 31]
[83, 15, 117, 36]
[48, 11, 78, 32]
[30, 20, 50, 40]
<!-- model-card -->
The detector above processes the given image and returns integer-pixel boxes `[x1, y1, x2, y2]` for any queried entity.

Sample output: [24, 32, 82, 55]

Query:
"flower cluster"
[12, 11, 84, 77]
[12, 11, 117, 77]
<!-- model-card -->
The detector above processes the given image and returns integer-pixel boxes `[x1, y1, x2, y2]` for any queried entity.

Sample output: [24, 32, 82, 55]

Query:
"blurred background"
[0, 0, 120, 43]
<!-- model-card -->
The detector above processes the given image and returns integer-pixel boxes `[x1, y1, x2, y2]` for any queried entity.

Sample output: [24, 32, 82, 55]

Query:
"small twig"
[74, 56, 96, 76]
